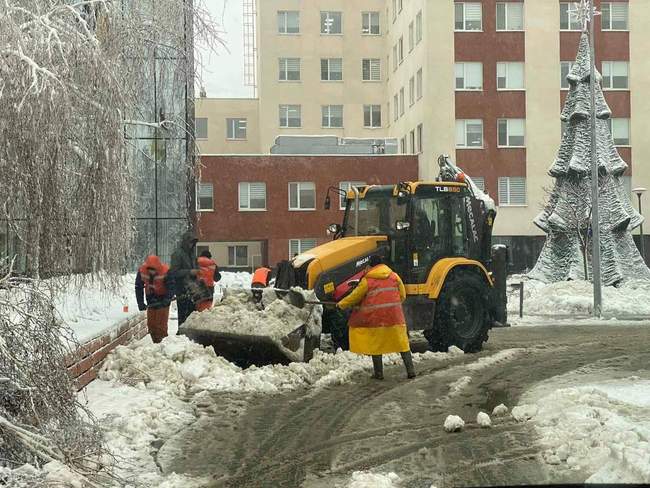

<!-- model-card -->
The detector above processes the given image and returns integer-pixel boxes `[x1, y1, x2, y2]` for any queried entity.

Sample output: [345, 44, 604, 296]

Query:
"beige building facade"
[196, 0, 648, 259]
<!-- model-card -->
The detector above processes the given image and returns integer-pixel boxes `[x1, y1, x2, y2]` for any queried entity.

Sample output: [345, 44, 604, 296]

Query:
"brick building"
[196, 154, 418, 270]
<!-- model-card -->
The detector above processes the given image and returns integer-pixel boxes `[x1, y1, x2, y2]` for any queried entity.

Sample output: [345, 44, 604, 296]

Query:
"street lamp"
[633, 187, 647, 263]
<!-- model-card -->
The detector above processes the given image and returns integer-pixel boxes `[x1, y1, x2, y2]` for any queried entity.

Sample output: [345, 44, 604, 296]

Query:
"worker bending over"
[337, 255, 415, 380]
[135, 255, 175, 343]
[192, 250, 221, 312]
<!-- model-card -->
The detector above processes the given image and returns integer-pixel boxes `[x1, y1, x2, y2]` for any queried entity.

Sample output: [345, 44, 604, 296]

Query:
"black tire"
[424, 268, 490, 353]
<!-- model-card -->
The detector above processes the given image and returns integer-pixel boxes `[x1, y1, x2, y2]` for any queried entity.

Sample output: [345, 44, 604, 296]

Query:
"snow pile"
[218, 271, 252, 289]
[492, 403, 509, 416]
[507, 276, 650, 318]
[443, 415, 465, 432]
[517, 379, 650, 482]
[476, 412, 492, 428]
[345, 471, 401, 488]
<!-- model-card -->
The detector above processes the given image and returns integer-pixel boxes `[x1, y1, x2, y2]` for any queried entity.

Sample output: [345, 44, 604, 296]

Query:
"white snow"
[443, 415, 465, 432]
[517, 376, 650, 482]
[345, 471, 401, 488]
[492, 403, 509, 416]
[476, 411, 492, 427]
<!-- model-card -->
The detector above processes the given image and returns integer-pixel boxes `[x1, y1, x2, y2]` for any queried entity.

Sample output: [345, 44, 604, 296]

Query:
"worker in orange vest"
[135, 255, 175, 343]
[191, 250, 221, 312]
[251, 266, 272, 302]
[337, 255, 415, 380]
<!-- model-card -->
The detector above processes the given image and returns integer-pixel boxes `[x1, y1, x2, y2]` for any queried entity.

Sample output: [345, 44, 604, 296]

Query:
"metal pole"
[589, 4, 602, 317]
[638, 193, 646, 263]
[353, 186, 360, 236]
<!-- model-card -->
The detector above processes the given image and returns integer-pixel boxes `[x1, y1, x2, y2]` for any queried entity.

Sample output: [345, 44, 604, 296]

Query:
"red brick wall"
[197, 155, 419, 265]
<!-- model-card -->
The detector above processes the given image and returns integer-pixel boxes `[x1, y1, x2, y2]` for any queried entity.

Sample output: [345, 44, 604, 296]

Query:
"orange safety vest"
[348, 272, 405, 328]
[252, 267, 271, 287]
[139, 256, 169, 297]
[197, 256, 217, 288]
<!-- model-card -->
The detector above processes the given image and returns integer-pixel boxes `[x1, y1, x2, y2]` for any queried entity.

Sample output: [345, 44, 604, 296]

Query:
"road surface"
[157, 323, 650, 487]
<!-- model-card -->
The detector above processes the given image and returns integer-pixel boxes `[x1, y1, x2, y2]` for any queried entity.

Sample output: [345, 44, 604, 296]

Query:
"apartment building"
[196, 0, 649, 270]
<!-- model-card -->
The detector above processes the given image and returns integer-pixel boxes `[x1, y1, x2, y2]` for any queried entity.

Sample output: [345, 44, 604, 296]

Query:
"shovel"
[286, 290, 337, 309]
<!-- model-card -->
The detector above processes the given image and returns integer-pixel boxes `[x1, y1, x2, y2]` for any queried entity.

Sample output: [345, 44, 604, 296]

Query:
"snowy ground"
[507, 274, 650, 324]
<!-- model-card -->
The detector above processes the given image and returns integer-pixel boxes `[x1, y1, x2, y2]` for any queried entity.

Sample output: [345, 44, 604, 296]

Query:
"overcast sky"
[197, 0, 253, 98]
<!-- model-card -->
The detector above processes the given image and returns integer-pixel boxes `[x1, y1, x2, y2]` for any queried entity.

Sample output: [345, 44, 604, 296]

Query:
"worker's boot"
[371, 355, 384, 380]
[401, 351, 416, 379]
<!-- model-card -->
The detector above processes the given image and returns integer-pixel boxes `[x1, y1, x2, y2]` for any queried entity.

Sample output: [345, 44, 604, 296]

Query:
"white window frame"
[321, 11, 342, 35]
[417, 123, 423, 153]
[455, 2, 483, 31]
[399, 88, 405, 116]
[398, 0, 403, 13]
[288, 182, 316, 211]
[560, 2, 583, 31]
[228, 245, 248, 267]
[393, 94, 399, 121]
[398, 37, 404, 64]
[609, 118, 631, 146]
[456, 119, 484, 149]
[362, 11, 380, 35]
[321, 58, 343, 81]
[601, 2, 629, 31]
[238, 182, 267, 211]
[416, 68, 423, 99]
[195, 117, 208, 139]
[279, 104, 301, 128]
[400, 137, 406, 154]
[416, 10, 423, 43]
[339, 181, 366, 210]
[497, 119, 526, 148]
[196, 182, 213, 211]
[455, 62, 483, 91]
[602, 61, 629, 90]
[364, 104, 382, 128]
[473, 177, 486, 192]
[226, 118, 247, 140]
[278, 10, 300, 34]
[498, 177, 527, 206]
[392, 44, 398, 72]
[496, 62, 525, 90]
[279, 57, 301, 81]
[560, 61, 574, 90]
[289, 239, 318, 258]
[409, 129, 416, 154]
[409, 76, 415, 106]
[322, 105, 344, 128]
[496, 2, 524, 31]
[362, 58, 381, 82]
[392, 0, 397, 22]
[408, 21, 415, 52]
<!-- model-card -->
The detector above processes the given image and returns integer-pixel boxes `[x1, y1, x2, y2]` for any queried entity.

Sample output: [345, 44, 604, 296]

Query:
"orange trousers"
[196, 300, 213, 312]
[147, 306, 169, 343]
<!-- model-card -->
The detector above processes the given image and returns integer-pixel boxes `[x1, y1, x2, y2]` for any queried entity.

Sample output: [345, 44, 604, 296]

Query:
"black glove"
[138, 303, 147, 312]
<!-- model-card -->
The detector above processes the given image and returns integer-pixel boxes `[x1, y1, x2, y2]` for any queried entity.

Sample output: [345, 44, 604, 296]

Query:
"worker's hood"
[293, 236, 387, 289]
[140, 255, 168, 274]
[179, 230, 198, 252]
[365, 264, 393, 280]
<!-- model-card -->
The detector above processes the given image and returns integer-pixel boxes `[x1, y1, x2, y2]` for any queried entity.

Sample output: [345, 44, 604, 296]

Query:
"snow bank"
[476, 412, 491, 428]
[508, 275, 650, 320]
[444, 415, 465, 432]
[492, 403, 509, 416]
[517, 379, 650, 482]
[345, 471, 401, 488]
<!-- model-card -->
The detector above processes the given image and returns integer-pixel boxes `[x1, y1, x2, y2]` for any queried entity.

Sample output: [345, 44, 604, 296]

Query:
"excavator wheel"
[424, 268, 490, 353]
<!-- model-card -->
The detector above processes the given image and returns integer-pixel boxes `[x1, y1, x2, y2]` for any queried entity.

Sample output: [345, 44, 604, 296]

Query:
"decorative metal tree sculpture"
[529, 32, 650, 285]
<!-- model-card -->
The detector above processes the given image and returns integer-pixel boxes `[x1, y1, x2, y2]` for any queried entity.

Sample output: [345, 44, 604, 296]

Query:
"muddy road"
[159, 324, 650, 487]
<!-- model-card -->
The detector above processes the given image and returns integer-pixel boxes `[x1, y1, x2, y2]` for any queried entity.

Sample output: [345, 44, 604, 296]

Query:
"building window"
[409, 129, 416, 154]
[416, 68, 423, 99]
[362, 11, 380, 35]
[602, 61, 629, 90]
[560, 61, 574, 89]
[238, 182, 266, 211]
[398, 37, 404, 64]
[496, 62, 525, 90]
[362, 58, 381, 81]
[399, 88, 405, 116]
[289, 239, 317, 258]
[195, 117, 208, 139]
[392, 45, 398, 71]
[228, 245, 248, 267]
[321, 58, 343, 81]
[226, 118, 247, 140]
[417, 123, 423, 153]
[197, 183, 213, 211]
[392, 0, 397, 22]
[364, 104, 382, 128]
[456, 119, 483, 148]
[473, 177, 486, 192]
[278, 11, 300, 34]
[393, 94, 399, 121]
[416, 11, 423, 43]
[321, 11, 342, 34]
[409, 22, 415, 51]
[496, 2, 524, 31]
[560, 2, 582, 30]
[387, 101, 391, 127]
[279, 57, 301, 81]
[498, 119, 526, 147]
[409, 76, 415, 106]
[400, 137, 406, 154]
[609, 118, 630, 146]
[339, 181, 366, 209]
[498, 177, 526, 206]
[455, 2, 482, 31]
[602, 3, 628, 31]
[279, 104, 301, 128]
[455, 62, 483, 90]
[398, 0, 403, 13]
[322, 105, 344, 128]
[289, 182, 316, 210]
